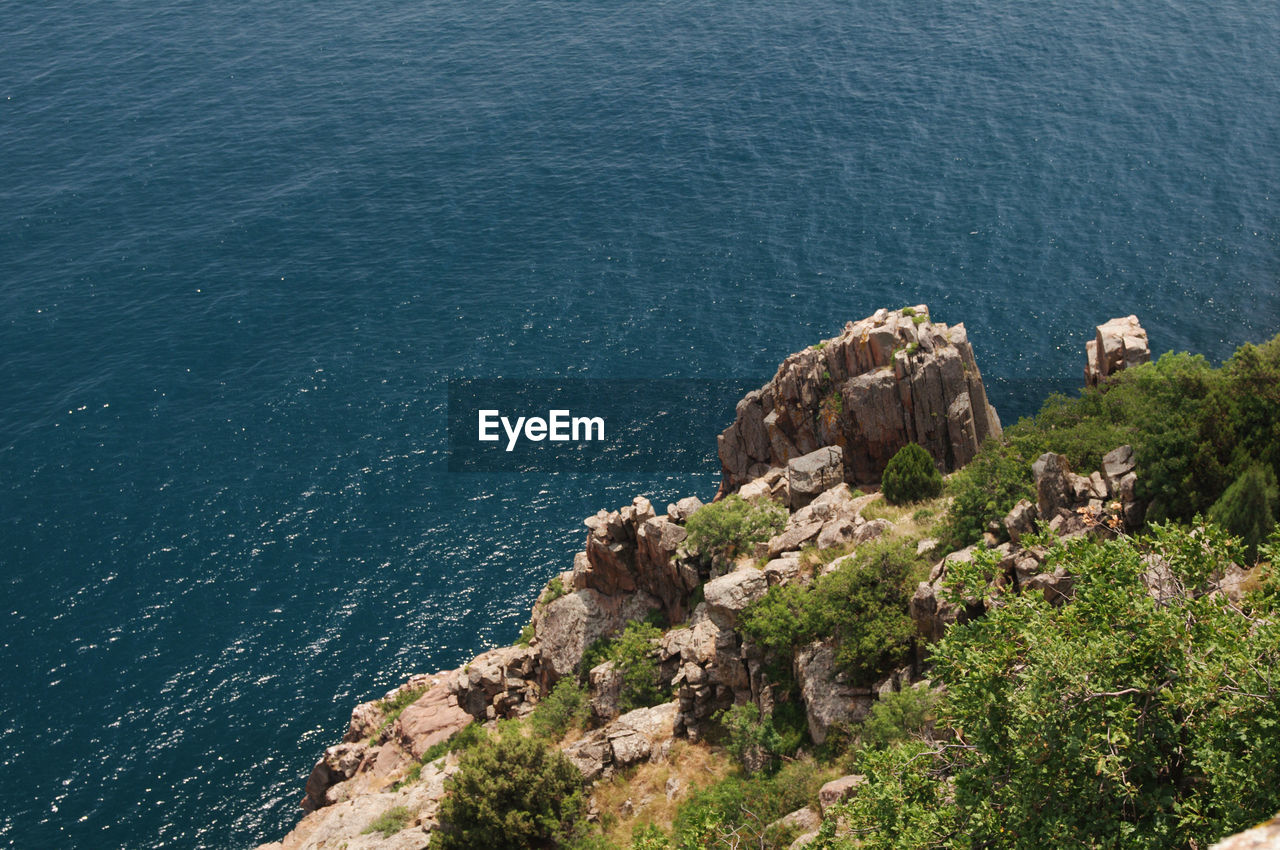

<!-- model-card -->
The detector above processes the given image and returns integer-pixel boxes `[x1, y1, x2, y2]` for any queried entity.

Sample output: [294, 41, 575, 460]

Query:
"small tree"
[430, 730, 586, 850]
[1209, 462, 1278, 562]
[881, 443, 943, 505]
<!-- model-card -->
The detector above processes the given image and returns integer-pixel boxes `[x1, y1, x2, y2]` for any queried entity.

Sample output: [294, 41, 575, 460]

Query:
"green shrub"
[528, 679, 590, 740]
[543, 575, 567, 604]
[672, 759, 827, 849]
[611, 620, 667, 712]
[716, 702, 807, 775]
[363, 804, 412, 837]
[901, 306, 916, 316]
[515, 622, 536, 647]
[881, 444, 942, 505]
[858, 686, 937, 749]
[1209, 462, 1278, 562]
[629, 824, 671, 849]
[430, 729, 586, 850]
[939, 439, 1034, 548]
[741, 539, 919, 685]
[685, 495, 788, 561]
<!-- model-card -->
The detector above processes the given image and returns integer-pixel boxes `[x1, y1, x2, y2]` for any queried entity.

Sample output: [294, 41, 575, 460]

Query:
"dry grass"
[590, 741, 734, 845]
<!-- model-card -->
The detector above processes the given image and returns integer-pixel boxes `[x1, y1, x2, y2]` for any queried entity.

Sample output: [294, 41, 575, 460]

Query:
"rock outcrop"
[717, 306, 1001, 494]
[1085, 315, 1150, 387]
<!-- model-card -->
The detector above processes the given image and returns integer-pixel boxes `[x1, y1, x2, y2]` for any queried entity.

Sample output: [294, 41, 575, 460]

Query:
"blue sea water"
[1, 0, 1278, 846]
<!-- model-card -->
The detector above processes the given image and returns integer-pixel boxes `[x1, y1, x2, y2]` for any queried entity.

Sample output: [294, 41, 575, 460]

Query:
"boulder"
[1033, 452, 1074, 519]
[767, 807, 821, 837]
[788, 446, 845, 509]
[702, 568, 769, 627]
[1003, 499, 1037, 544]
[1085, 316, 1150, 387]
[818, 774, 867, 814]
[795, 642, 874, 745]
[1212, 812, 1280, 849]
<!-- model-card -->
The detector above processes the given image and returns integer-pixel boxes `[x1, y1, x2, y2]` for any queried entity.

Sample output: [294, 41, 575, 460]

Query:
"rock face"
[1212, 813, 1280, 849]
[717, 306, 1001, 493]
[1085, 315, 1150, 387]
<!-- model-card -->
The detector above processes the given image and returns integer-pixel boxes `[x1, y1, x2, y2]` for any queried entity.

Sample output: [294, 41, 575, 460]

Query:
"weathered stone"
[795, 642, 874, 745]
[1211, 812, 1280, 849]
[818, 774, 867, 814]
[1102, 445, 1136, 482]
[767, 519, 824, 557]
[1004, 499, 1037, 544]
[702, 568, 769, 627]
[589, 661, 622, 724]
[815, 517, 858, 550]
[788, 446, 845, 508]
[1086, 316, 1150, 387]
[763, 557, 802, 586]
[396, 686, 472, 759]
[767, 807, 821, 838]
[667, 496, 704, 523]
[1033, 452, 1074, 519]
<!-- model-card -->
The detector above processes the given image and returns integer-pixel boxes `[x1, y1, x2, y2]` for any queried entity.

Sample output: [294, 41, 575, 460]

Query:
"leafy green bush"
[528, 679, 590, 740]
[716, 701, 808, 775]
[820, 523, 1280, 849]
[672, 759, 827, 849]
[1209, 462, 1278, 563]
[741, 539, 919, 685]
[858, 685, 937, 750]
[685, 495, 787, 561]
[610, 620, 667, 712]
[938, 439, 1034, 549]
[881, 444, 942, 505]
[430, 729, 586, 850]
[363, 804, 412, 837]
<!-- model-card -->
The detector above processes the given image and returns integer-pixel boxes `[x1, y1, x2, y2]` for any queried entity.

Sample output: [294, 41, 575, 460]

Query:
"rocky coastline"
[257, 307, 1273, 850]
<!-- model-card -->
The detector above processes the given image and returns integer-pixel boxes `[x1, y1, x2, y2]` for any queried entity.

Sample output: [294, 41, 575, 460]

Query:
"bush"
[1209, 462, 1278, 563]
[741, 539, 919, 685]
[685, 495, 788, 561]
[858, 686, 937, 749]
[528, 679, 590, 740]
[672, 759, 827, 849]
[716, 702, 807, 775]
[430, 729, 586, 850]
[939, 439, 1034, 549]
[881, 444, 942, 505]
[610, 620, 667, 712]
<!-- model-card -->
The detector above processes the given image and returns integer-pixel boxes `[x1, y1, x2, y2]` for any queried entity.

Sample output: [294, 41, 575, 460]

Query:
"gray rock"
[1033, 452, 1074, 519]
[1003, 499, 1038, 544]
[1086, 316, 1150, 387]
[702, 568, 769, 627]
[816, 517, 859, 550]
[795, 642, 874, 745]
[767, 807, 821, 837]
[788, 446, 846, 509]
[818, 774, 867, 814]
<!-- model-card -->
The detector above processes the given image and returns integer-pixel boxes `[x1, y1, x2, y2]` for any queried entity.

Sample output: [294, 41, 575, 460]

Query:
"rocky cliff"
[716, 306, 1001, 495]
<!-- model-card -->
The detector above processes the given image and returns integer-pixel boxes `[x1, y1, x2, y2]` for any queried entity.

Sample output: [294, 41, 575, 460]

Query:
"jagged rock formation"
[717, 306, 1001, 494]
[1085, 315, 1150, 387]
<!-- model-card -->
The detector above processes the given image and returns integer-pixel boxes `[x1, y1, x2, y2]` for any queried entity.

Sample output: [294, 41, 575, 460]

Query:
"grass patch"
[362, 805, 412, 837]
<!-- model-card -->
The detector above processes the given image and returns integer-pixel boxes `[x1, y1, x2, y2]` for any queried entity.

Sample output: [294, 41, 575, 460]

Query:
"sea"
[1, 0, 1277, 846]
